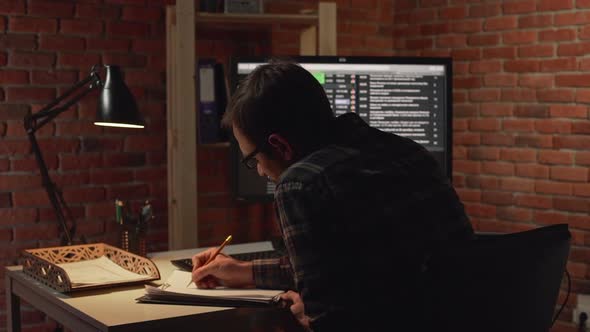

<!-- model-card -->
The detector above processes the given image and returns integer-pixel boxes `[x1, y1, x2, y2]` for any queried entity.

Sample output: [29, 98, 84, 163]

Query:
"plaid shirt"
[252, 113, 473, 329]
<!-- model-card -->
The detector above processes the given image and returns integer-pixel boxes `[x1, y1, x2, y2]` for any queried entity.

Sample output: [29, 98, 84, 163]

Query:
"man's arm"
[252, 256, 295, 289]
[274, 180, 334, 327]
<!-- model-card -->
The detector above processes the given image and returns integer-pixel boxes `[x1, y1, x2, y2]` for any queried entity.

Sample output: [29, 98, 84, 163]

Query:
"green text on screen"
[312, 72, 326, 84]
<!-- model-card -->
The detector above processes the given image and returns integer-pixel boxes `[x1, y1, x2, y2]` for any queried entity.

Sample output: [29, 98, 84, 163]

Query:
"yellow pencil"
[187, 235, 233, 287]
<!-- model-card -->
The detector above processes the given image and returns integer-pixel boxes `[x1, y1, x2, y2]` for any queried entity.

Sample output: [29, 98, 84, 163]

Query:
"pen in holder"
[114, 199, 154, 257]
[137, 201, 153, 257]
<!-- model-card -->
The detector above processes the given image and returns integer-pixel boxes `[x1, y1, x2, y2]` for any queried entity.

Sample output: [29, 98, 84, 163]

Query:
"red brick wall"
[0, 0, 168, 330]
[392, 1, 589, 330]
[0, 0, 169, 251]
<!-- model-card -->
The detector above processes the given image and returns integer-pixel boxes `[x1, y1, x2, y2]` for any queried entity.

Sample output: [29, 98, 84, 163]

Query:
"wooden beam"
[299, 26, 317, 55]
[196, 12, 318, 24]
[318, 2, 337, 56]
[166, 2, 198, 250]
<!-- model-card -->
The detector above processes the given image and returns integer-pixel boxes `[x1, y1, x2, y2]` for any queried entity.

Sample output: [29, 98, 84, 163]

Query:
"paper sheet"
[58, 256, 152, 286]
[149, 270, 283, 300]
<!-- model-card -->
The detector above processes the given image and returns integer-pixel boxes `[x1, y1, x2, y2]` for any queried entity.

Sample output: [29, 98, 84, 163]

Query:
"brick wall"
[0, 0, 169, 330]
[392, 1, 590, 331]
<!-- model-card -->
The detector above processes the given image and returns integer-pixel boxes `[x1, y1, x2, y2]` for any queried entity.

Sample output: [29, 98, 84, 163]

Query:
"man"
[191, 60, 473, 331]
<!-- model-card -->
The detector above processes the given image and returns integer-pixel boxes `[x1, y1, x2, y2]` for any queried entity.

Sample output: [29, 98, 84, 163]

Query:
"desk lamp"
[24, 65, 144, 246]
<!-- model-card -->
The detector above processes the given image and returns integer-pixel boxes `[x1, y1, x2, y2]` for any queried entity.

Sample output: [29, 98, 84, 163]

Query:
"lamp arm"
[25, 70, 101, 133]
[26, 131, 75, 245]
[34, 85, 100, 131]
[23, 67, 102, 246]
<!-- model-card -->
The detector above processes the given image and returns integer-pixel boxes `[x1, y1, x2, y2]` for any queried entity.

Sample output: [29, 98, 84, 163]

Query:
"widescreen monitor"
[229, 56, 453, 201]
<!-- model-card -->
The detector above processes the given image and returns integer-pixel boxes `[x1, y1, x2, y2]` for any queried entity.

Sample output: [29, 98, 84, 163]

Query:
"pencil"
[187, 235, 233, 287]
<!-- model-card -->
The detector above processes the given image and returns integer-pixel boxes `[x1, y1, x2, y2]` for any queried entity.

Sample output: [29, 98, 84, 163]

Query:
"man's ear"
[268, 134, 294, 161]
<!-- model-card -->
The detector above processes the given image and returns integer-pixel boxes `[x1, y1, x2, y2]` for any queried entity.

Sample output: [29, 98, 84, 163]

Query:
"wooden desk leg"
[6, 275, 22, 332]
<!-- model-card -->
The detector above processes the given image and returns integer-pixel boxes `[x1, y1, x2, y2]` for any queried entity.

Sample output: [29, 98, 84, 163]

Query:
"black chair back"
[422, 224, 570, 332]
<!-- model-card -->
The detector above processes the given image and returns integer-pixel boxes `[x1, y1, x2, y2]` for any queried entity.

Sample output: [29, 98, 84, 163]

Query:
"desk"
[5, 242, 303, 332]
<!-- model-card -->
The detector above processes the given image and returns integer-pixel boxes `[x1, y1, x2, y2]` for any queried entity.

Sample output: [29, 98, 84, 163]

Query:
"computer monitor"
[229, 56, 453, 201]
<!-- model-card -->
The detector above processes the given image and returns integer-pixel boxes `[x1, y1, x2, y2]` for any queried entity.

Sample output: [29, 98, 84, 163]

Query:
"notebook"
[136, 270, 286, 308]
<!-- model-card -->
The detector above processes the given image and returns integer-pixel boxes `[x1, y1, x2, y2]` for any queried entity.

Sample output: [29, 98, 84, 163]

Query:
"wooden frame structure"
[165, 2, 337, 249]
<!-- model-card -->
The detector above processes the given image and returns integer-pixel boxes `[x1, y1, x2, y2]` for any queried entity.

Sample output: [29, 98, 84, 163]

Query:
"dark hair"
[222, 59, 334, 156]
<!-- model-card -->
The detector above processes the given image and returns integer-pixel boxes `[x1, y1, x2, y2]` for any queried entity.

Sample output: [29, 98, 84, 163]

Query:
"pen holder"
[119, 222, 135, 254]
[115, 200, 153, 257]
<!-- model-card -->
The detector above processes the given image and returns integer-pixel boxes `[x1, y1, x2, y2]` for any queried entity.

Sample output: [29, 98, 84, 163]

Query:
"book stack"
[136, 270, 285, 308]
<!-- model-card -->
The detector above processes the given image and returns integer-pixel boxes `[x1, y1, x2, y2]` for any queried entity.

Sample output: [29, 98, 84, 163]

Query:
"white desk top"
[6, 241, 298, 332]
[148, 240, 274, 260]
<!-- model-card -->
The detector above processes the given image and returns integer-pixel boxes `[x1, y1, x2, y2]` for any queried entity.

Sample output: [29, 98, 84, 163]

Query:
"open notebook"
[136, 270, 285, 307]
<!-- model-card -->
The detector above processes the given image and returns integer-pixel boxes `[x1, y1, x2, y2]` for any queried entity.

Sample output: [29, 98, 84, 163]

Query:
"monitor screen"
[229, 56, 453, 201]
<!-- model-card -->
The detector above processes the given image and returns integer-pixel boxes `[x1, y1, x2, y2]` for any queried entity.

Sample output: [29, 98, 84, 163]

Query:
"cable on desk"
[552, 269, 570, 328]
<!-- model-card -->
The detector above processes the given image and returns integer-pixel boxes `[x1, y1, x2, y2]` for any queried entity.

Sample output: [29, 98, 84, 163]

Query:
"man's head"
[222, 60, 334, 181]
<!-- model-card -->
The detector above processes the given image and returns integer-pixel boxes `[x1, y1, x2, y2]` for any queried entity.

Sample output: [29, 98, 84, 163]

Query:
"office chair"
[420, 224, 571, 332]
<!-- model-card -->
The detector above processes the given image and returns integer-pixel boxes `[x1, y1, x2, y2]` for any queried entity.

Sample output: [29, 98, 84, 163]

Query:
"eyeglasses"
[241, 148, 259, 169]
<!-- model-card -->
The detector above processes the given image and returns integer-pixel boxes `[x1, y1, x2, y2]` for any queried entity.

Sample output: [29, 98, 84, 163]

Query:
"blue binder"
[196, 59, 227, 144]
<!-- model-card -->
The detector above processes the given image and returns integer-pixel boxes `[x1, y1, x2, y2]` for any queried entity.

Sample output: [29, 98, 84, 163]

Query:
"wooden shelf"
[199, 142, 230, 148]
[166, 1, 337, 250]
[195, 12, 319, 25]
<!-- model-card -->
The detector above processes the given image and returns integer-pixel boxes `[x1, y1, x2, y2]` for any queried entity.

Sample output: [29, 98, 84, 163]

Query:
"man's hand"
[191, 248, 255, 288]
[280, 290, 311, 331]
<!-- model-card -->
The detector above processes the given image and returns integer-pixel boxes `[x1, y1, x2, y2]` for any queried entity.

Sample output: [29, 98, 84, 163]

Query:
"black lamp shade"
[95, 65, 144, 128]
